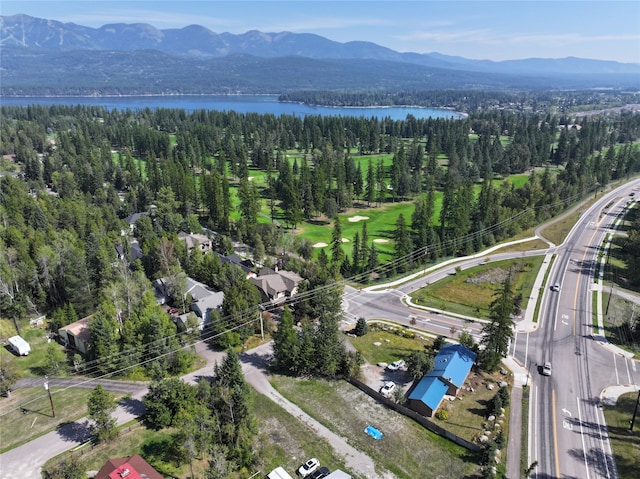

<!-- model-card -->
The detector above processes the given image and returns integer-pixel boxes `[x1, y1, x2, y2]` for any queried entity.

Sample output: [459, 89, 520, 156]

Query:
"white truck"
[8, 335, 31, 356]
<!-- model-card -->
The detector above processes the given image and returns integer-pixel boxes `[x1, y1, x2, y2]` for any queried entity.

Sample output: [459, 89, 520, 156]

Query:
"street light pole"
[44, 378, 55, 418]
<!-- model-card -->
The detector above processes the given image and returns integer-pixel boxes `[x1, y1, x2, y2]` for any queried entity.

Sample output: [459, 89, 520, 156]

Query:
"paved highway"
[512, 180, 640, 479]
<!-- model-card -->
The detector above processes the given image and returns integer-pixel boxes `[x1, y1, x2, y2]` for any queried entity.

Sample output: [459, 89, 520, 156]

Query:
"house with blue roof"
[407, 344, 477, 417]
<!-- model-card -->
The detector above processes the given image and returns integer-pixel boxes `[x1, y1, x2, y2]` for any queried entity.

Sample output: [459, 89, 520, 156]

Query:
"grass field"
[270, 375, 480, 479]
[1, 323, 60, 378]
[348, 330, 432, 366]
[0, 387, 96, 453]
[410, 256, 545, 319]
[602, 392, 640, 479]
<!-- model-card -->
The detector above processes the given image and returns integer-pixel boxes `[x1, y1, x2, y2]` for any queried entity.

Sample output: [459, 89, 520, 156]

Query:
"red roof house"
[94, 454, 164, 479]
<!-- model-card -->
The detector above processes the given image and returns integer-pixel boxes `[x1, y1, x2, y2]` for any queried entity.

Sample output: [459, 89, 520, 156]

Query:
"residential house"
[58, 316, 92, 355]
[154, 275, 224, 328]
[407, 344, 477, 417]
[122, 212, 149, 235]
[250, 267, 303, 304]
[185, 276, 224, 325]
[94, 454, 164, 479]
[219, 253, 256, 278]
[178, 231, 212, 252]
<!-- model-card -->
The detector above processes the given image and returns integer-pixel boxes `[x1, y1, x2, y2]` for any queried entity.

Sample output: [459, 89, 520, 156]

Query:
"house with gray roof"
[178, 231, 212, 252]
[250, 267, 303, 304]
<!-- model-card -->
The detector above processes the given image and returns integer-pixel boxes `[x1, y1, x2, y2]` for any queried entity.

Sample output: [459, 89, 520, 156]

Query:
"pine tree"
[480, 275, 516, 372]
[88, 385, 117, 442]
[330, 216, 345, 275]
[272, 306, 300, 374]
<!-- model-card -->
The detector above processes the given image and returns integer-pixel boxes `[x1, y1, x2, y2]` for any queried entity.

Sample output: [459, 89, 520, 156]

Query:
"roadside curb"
[592, 335, 637, 358]
[600, 384, 639, 406]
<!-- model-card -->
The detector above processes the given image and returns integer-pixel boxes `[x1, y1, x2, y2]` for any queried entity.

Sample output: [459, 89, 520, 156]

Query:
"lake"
[0, 95, 463, 120]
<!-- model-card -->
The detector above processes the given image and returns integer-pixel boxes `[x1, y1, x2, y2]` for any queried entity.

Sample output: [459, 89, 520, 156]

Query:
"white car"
[386, 360, 405, 371]
[542, 362, 552, 376]
[379, 381, 396, 397]
[298, 458, 320, 478]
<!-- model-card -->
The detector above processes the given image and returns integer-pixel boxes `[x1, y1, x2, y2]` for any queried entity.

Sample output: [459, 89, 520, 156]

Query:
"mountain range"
[2, 14, 639, 96]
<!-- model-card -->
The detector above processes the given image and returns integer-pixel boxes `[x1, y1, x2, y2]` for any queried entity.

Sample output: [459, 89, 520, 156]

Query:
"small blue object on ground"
[365, 425, 383, 440]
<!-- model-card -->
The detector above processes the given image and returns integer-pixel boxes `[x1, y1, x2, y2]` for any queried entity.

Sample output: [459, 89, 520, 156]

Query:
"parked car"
[379, 381, 396, 397]
[542, 362, 552, 376]
[298, 458, 320, 478]
[307, 467, 330, 479]
[386, 359, 405, 371]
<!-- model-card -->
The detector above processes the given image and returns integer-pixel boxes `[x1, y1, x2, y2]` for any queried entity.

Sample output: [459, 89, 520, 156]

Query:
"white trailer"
[266, 467, 293, 479]
[8, 335, 31, 356]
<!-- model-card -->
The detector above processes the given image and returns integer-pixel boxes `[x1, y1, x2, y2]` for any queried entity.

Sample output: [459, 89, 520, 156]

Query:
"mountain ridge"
[3, 14, 639, 75]
[2, 13, 639, 95]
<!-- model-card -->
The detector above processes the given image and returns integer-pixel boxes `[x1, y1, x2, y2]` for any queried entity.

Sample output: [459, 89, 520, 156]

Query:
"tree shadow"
[239, 350, 272, 371]
[468, 398, 488, 417]
[568, 446, 616, 478]
[119, 396, 145, 417]
[56, 419, 91, 443]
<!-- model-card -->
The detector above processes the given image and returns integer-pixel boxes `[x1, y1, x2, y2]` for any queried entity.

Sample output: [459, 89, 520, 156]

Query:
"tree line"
[1, 103, 639, 369]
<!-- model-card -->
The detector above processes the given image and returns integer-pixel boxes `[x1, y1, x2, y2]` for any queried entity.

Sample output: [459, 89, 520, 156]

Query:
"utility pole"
[44, 378, 55, 418]
[629, 389, 640, 431]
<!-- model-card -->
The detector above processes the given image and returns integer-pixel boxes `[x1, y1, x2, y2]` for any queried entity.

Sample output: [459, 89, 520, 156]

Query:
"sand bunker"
[373, 238, 389, 243]
[348, 215, 370, 223]
[313, 242, 328, 248]
[341, 238, 350, 243]
[247, 176, 254, 181]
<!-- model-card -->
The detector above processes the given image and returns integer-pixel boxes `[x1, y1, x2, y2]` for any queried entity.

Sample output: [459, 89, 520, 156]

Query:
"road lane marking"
[624, 357, 632, 384]
[562, 408, 572, 417]
[552, 389, 561, 479]
[613, 352, 620, 384]
[524, 331, 530, 375]
[593, 403, 612, 479]
[563, 419, 573, 431]
[576, 396, 591, 479]
[532, 386, 538, 473]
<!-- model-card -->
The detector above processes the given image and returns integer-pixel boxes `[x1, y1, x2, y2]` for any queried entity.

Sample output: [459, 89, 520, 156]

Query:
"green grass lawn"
[410, 256, 545, 319]
[603, 392, 640, 479]
[270, 375, 480, 479]
[1, 323, 61, 378]
[347, 330, 432, 365]
[0, 387, 96, 453]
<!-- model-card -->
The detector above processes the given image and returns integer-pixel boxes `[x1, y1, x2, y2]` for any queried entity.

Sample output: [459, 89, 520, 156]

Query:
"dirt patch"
[465, 267, 510, 285]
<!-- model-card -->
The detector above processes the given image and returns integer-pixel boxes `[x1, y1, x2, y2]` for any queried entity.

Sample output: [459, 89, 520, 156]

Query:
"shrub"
[435, 408, 449, 420]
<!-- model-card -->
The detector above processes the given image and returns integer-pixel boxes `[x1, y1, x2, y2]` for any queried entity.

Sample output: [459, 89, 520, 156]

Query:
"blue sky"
[3, 1, 639, 63]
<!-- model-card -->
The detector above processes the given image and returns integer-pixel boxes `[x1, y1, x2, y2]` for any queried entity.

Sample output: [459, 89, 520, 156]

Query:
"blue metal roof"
[407, 375, 449, 409]
[430, 344, 477, 388]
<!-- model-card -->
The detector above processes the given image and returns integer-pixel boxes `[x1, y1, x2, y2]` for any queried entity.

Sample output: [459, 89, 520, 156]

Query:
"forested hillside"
[1, 102, 639, 373]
